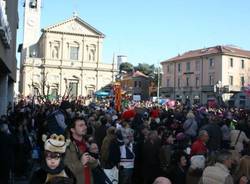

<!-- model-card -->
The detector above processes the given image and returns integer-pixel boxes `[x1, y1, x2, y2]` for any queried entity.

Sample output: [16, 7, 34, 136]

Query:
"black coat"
[0, 132, 15, 183]
[171, 166, 187, 184]
[201, 123, 222, 151]
[29, 167, 76, 184]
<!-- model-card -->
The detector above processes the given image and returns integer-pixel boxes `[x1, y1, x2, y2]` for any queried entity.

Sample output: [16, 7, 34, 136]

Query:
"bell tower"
[22, 0, 42, 60]
[20, 0, 42, 95]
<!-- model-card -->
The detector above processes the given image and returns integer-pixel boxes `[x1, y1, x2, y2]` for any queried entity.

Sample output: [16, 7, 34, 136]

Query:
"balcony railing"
[183, 86, 193, 92]
[228, 85, 241, 92]
[160, 87, 174, 93]
[201, 85, 214, 92]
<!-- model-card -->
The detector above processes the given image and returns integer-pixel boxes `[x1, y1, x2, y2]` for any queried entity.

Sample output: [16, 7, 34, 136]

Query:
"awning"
[95, 91, 110, 97]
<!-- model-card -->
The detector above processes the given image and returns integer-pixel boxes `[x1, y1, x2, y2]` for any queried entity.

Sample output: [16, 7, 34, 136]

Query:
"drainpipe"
[174, 62, 176, 100]
[201, 56, 204, 104]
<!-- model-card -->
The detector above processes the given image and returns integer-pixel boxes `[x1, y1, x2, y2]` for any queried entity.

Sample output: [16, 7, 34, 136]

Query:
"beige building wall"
[161, 47, 250, 104]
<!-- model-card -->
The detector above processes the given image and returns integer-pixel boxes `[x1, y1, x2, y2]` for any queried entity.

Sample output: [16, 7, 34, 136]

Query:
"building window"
[195, 60, 200, 71]
[70, 46, 79, 60]
[186, 62, 191, 72]
[167, 79, 170, 87]
[50, 88, 58, 99]
[69, 82, 78, 97]
[229, 76, 233, 85]
[241, 76, 245, 86]
[178, 78, 181, 88]
[167, 65, 170, 73]
[134, 81, 137, 87]
[186, 77, 190, 87]
[178, 63, 181, 72]
[241, 60, 245, 69]
[139, 81, 142, 87]
[209, 58, 215, 68]
[195, 76, 200, 87]
[209, 75, 214, 85]
[230, 58, 233, 67]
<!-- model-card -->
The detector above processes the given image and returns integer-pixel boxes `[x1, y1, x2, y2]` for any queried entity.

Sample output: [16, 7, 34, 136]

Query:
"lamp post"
[215, 80, 222, 106]
[155, 65, 163, 103]
[157, 66, 160, 103]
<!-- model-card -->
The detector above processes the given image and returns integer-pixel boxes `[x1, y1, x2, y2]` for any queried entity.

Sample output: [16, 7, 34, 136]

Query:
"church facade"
[20, 0, 117, 98]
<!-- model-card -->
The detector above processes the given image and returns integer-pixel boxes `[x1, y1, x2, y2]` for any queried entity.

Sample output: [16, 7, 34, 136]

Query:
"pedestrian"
[0, 123, 15, 184]
[153, 177, 172, 184]
[170, 151, 188, 184]
[191, 130, 209, 156]
[233, 155, 250, 184]
[201, 112, 222, 152]
[64, 117, 98, 184]
[200, 150, 234, 184]
[186, 155, 205, 184]
[119, 128, 135, 184]
[29, 133, 76, 184]
[183, 111, 198, 142]
[46, 100, 72, 134]
[230, 124, 250, 154]
[100, 127, 120, 184]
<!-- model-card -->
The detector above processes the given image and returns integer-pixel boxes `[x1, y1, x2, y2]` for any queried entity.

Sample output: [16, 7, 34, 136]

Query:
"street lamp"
[155, 66, 163, 103]
[215, 80, 223, 106]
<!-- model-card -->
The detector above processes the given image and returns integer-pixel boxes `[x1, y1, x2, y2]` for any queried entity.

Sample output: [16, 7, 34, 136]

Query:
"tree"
[134, 63, 162, 87]
[134, 63, 155, 75]
[119, 62, 134, 73]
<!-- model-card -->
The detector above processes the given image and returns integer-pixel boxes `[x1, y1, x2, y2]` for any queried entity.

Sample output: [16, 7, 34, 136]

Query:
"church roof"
[42, 16, 105, 37]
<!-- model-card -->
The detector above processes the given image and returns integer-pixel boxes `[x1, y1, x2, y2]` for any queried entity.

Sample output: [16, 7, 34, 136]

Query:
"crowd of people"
[1, 97, 250, 184]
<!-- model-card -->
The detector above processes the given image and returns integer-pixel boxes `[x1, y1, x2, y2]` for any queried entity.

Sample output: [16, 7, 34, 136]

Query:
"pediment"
[43, 16, 105, 37]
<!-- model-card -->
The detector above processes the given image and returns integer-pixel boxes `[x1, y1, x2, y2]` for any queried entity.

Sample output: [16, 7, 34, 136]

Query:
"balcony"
[183, 86, 193, 92]
[160, 87, 174, 93]
[201, 85, 214, 92]
[228, 85, 241, 92]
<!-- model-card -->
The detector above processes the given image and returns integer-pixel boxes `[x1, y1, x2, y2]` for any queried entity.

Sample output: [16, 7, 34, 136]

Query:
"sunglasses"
[44, 151, 61, 160]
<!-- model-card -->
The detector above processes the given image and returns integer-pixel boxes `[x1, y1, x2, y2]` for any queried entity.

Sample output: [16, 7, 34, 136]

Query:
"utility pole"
[157, 66, 160, 103]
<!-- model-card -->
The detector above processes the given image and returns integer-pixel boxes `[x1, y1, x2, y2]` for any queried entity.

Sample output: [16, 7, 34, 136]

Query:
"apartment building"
[120, 71, 151, 100]
[0, 0, 18, 115]
[161, 45, 250, 105]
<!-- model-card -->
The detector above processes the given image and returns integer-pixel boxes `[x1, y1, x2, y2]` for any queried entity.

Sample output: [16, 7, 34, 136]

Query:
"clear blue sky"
[17, 0, 250, 66]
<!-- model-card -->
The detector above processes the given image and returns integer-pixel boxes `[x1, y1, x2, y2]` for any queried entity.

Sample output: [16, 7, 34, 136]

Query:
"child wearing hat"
[29, 133, 76, 184]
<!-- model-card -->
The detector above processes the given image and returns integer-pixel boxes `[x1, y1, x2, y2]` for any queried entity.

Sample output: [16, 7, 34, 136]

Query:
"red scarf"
[74, 138, 91, 184]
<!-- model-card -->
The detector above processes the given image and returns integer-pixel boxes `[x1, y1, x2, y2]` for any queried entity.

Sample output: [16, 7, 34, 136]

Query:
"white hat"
[190, 155, 205, 169]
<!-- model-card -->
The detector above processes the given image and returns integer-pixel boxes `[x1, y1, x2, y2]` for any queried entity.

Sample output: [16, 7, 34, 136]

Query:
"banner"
[114, 83, 121, 112]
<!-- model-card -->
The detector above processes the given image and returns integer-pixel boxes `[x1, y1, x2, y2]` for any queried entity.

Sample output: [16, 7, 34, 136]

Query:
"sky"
[17, 0, 250, 66]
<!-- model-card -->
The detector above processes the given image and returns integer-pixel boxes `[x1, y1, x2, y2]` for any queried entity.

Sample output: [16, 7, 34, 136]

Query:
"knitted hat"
[190, 155, 205, 169]
[60, 101, 71, 111]
[176, 132, 186, 141]
[186, 111, 195, 119]
[42, 134, 70, 154]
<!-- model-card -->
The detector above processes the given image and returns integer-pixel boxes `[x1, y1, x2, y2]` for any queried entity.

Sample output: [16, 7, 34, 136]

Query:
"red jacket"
[191, 139, 208, 156]
[151, 109, 160, 118]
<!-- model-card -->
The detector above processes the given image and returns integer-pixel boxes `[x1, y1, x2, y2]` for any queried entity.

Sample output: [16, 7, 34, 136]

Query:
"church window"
[70, 46, 79, 60]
